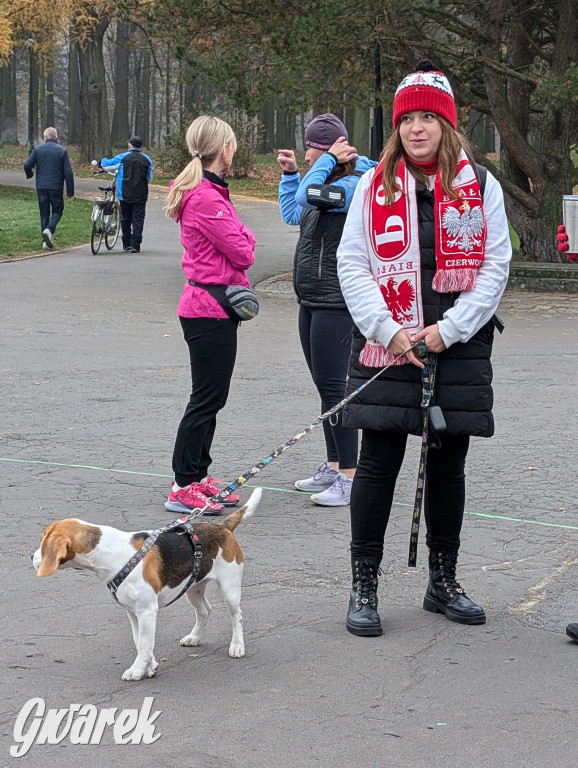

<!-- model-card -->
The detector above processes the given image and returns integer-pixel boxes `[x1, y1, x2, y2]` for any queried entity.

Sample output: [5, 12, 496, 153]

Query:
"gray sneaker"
[295, 461, 339, 493]
[310, 473, 353, 507]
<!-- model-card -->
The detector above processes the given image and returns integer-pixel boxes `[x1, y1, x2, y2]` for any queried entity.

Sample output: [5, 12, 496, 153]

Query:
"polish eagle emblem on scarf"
[442, 199, 485, 252]
[379, 276, 416, 323]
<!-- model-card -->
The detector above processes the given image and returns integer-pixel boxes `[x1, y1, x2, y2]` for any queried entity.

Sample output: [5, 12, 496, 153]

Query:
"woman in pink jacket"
[164, 116, 256, 515]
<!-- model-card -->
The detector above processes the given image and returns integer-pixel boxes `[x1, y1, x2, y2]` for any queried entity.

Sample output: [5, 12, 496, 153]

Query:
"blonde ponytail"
[165, 115, 237, 219]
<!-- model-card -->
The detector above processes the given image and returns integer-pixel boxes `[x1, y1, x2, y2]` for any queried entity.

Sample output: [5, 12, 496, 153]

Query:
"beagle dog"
[32, 487, 262, 681]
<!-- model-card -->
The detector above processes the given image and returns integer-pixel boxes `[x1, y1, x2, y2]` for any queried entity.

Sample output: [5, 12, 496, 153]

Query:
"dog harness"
[107, 517, 202, 606]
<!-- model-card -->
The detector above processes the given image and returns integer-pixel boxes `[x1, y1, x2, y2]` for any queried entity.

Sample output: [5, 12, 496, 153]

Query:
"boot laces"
[437, 552, 466, 597]
[354, 561, 382, 607]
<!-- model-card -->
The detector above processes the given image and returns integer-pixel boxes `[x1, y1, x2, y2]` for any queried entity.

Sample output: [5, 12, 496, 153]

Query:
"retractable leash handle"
[202, 344, 419, 509]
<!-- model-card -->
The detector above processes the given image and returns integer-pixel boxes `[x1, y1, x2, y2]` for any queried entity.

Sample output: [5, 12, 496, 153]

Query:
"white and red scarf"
[360, 150, 487, 367]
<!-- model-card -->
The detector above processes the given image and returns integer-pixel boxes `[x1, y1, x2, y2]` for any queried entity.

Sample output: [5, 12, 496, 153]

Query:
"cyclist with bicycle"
[100, 136, 154, 253]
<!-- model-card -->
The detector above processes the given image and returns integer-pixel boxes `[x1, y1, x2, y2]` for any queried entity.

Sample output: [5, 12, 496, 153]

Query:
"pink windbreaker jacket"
[175, 177, 256, 318]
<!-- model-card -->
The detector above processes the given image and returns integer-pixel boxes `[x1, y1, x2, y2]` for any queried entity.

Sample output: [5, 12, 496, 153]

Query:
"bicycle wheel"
[90, 214, 104, 254]
[104, 204, 120, 250]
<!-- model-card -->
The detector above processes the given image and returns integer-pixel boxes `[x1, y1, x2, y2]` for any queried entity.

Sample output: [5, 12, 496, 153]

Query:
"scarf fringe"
[432, 268, 478, 294]
[359, 343, 406, 368]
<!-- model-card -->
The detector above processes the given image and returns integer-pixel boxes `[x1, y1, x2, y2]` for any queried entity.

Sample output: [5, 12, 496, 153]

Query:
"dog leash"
[106, 344, 417, 600]
[408, 340, 442, 568]
[197, 344, 420, 512]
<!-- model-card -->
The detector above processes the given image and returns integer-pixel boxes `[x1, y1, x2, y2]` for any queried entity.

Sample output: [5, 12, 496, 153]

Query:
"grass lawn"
[0, 186, 93, 261]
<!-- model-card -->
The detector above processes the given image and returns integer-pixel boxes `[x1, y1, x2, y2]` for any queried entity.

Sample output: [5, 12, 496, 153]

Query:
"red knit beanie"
[392, 60, 457, 129]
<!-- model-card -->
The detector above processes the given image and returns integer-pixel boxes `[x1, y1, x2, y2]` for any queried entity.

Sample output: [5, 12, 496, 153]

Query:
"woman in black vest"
[336, 62, 512, 635]
[277, 114, 376, 506]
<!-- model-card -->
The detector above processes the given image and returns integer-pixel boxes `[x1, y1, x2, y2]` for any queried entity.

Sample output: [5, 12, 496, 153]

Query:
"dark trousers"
[120, 200, 147, 250]
[172, 316, 238, 487]
[298, 305, 358, 469]
[350, 430, 470, 563]
[37, 189, 64, 234]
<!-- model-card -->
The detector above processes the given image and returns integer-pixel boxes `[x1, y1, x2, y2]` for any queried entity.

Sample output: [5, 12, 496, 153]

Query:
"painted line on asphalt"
[2, 456, 577, 531]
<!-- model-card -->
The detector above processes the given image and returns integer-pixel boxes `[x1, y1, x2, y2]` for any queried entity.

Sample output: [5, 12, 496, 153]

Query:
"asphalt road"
[1, 172, 578, 767]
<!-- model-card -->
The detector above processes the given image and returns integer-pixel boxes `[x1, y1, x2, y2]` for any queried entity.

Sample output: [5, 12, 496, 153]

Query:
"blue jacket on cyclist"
[100, 138, 153, 204]
[100, 136, 154, 253]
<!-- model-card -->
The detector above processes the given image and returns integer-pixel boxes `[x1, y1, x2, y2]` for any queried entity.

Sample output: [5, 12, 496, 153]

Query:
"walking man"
[23, 127, 74, 250]
[100, 136, 154, 253]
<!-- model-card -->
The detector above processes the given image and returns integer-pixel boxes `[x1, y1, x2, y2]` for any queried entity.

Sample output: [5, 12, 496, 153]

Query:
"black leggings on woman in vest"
[350, 430, 470, 563]
[298, 305, 358, 470]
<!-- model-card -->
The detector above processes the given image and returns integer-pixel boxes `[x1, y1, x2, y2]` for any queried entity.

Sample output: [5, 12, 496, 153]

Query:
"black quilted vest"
[293, 209, 348, 309]
[342, 182, 495, 437]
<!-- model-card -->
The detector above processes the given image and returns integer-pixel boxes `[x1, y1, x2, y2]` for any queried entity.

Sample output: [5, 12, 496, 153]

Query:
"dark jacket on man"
[101, 148, 153, 204]
[24, 139, 74, 196]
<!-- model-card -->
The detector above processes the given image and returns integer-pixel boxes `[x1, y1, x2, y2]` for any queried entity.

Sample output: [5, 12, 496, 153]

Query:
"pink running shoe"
[165, 483, 224, 516]
[198, 476, 240, 507]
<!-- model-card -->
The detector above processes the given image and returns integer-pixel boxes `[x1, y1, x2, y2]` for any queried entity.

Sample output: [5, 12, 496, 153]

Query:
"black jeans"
[120, 200, 147, 250]
[172, 316, 238, 487]
[350, 430, 470, 563]
[298, 306, 358, 469]
[37, 188, 64, 234]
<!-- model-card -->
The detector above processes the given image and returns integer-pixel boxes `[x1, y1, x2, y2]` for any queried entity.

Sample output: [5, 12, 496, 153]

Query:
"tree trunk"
[275, 109, 295, 148]
[258, 101, 274, 153]
[110, 20, 130, 147]
[351, 107, 370, 158]
[76, 15, 111, 162]
[164, 53, 171, 145]
[0, 55, 18, 144]
[68, 38, 81, 145]
[135, 50, 150, 145]
[39, 68, 46, 131]
[476, 0, 577, 262]
[27, 46, 39, 151]
[150, 65, 156, 148]
[46, 70, 55, 128]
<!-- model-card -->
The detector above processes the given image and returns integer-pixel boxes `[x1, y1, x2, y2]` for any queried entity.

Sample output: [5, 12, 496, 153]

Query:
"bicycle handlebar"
[91, 160, 119, 176]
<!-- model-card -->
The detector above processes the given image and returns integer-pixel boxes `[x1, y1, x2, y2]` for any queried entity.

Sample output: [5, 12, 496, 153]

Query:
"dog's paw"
[228, 642, 245, 659]
[145, 659, 159, 677]
[122, 666, 146, 682]
[180, 633, 200, 647]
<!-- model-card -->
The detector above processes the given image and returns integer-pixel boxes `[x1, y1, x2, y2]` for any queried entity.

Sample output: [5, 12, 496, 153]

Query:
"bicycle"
[90, 161, 120, 254]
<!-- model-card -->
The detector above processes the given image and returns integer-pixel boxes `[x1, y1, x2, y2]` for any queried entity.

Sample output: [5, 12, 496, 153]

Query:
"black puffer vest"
[343, 182, 495, 437]
[293, 209, 348, 309]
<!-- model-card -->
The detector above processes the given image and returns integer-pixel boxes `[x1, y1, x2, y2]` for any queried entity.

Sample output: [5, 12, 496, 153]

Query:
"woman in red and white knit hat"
[336, 60, 512, 636]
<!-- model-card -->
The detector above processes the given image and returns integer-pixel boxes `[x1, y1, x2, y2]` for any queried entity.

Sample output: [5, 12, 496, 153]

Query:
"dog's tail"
[222, 487, 262, 532]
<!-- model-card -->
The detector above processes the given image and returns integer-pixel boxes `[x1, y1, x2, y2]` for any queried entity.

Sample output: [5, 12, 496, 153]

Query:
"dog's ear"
[37, 532, 71, 577]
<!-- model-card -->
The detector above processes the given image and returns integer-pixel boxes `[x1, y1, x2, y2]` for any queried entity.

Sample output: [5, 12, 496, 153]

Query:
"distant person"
[23, 127, 74, 250]
[277, 114, 376, 507]
[100, 136, 154, 253]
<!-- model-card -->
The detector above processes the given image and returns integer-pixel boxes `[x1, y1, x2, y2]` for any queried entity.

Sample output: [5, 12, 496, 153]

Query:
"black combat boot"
[346, 558, 383, 636]
[566, 623, 578, 642]
[423, 549, 486, 625]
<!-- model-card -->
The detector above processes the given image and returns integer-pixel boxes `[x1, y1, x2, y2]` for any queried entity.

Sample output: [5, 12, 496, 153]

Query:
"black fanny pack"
[188, 281, 260, 322]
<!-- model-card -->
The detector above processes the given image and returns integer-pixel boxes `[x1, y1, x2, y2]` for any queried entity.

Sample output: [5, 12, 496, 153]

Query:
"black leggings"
[172, 316, 238, 486]
[298, 306, 358, 469]
[350, 430, 470, 563]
